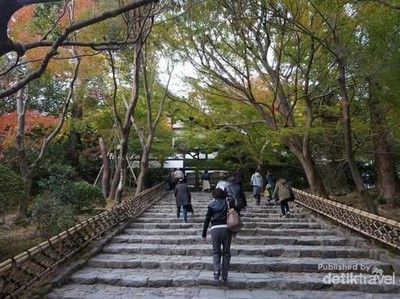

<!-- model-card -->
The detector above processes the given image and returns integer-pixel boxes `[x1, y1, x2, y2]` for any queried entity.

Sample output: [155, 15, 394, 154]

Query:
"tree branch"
[0, 0, 158, 99]
[0, 0, 61, 56]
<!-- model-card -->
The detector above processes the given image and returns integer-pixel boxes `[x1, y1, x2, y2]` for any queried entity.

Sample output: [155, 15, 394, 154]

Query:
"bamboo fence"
[293, 188, 400, 250]
[0, 183, 166, 299]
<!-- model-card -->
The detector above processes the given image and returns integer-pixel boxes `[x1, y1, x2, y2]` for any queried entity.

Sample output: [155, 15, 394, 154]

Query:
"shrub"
[0, 164, 26, 220]
[35, 163, 104, 213]
[143, 168, 169, 189]
[29, 195, 76, 239]
[57, 181, 105, 213]
[36, 163, 77, 195]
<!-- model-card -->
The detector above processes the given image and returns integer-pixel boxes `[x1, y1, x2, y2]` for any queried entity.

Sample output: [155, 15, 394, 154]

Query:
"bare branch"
[34, 57, 80, 164]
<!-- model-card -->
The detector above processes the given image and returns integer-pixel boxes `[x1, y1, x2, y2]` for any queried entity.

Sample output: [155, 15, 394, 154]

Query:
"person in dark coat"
[174, 178, 192, 223]
[233, 168, 245, 186]
[202, 188, 234, 283]
[225, 177, 247, 215]
[265, 170, 277, 202]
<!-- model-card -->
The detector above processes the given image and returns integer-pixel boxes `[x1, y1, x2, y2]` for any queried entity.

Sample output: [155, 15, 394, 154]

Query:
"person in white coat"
[250, 169, 263, 205]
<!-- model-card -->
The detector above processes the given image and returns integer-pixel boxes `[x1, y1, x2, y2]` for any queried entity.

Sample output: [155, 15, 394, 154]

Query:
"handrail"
[0, 183, 166, 299]
[292, 188, 400, 250]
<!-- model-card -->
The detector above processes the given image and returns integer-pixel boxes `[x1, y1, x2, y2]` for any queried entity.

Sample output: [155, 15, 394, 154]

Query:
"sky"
[158, 57, 197, 97]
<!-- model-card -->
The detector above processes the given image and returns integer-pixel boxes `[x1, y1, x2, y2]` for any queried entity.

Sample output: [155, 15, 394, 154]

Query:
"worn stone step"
[122, 227, 334, 236]
[112, 234, 351, 246]
[86, 254, 394, 274]
[135, 216, 307, 225]
[128, 221, 321, 230]
[41, 192, 399, 299]
[102, 243, 371, 258]
[140, 211, 306, 220]
[45, 284, 400, 299]
[146, 204, 304, 212]
[64, 268, 400, 293]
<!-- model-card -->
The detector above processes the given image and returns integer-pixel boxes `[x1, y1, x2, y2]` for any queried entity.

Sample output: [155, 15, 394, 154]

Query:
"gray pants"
[211, 227, 232, 280]
[253, 185, 262, 203]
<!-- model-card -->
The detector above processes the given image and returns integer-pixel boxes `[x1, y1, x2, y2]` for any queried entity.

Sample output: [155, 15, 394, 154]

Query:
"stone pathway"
[43, 191, 400, 298]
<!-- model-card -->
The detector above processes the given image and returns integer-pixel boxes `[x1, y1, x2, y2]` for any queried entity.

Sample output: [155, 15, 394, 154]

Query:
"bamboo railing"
[0, 183, 166, 299]
[292, 188, 400, 250]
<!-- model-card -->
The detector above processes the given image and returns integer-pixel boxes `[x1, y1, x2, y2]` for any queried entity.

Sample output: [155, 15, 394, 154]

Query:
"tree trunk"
[369, 82, 400, 207]
[136, 147, 150, 194]
[111, 140, 129, 204]
[319, 160, 350, 196]
[109, 162, 120, 202]
[334, 34, 377, 213]
[287, 140, 327, 197]
[65, 103, 82, 169]
[99, 137, 111, 198]
[15, 88, 30, 221]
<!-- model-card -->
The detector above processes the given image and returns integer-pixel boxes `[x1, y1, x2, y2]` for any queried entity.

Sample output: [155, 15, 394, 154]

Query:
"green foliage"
[36, 163, 104, 212]
[57, 181, 104, 213]
[29, 194, 76, 239]
[0, 164, 26, 217]
[27, 73, 68, 116]
[36, 163, 77, 194]
[143, 168, 170, 189]
[33, 3, 62, 39]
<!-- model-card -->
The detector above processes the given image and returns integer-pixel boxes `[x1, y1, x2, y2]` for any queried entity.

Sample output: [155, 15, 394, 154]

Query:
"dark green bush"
[0, 164, 26, 218]
[35, 163, 104, 213]
[57, 181, 105, 213]
[29, 194, 76, 239]
[143, 168, 169, 189]
[36, 163, 77, 194]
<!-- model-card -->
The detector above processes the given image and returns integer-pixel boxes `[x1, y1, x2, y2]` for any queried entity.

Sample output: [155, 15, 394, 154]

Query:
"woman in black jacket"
[202, 188, 234, 283]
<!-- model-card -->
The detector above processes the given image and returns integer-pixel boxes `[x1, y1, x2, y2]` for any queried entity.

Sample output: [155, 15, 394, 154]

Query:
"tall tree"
[355, 2, 400, 207]
[14, 60, 79, 220]
[171, 1, 331, 196]
[109, 3, 156, 203]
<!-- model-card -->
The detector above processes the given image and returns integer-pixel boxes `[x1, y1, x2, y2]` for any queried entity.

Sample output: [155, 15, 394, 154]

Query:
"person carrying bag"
[202, 188, 233, 283]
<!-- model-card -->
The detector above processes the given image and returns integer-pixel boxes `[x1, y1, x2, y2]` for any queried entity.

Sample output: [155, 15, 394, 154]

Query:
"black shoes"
[214, 272, 220, 280]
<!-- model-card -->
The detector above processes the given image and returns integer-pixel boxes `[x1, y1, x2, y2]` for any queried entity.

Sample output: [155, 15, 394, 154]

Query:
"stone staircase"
[44, 192, 400, 299]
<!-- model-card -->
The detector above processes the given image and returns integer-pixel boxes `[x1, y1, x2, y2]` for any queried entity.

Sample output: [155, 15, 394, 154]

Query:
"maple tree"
[0, 110, 57, 149]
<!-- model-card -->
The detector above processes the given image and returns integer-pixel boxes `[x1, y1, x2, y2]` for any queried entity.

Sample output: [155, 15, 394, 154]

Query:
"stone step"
[65, 268, 400, 293]
[143, 204, 302, 209]
[86, 254, 394, 274]
[122, 227, 335, 236]
[112, 234, 352, 246]
[133, 216, 310, 224]
[102, 243, 371, 258]
[128, 221, 321, 229]
[135, 213, 309, 221]
[140, 212, 307, 221]
[145, 205, 304, 211]
[45, 284, 400, 299]
[42, 192, 399, 299]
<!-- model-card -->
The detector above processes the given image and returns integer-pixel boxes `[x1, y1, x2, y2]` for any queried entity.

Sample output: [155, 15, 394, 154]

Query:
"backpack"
[282, 181, 295, 201]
